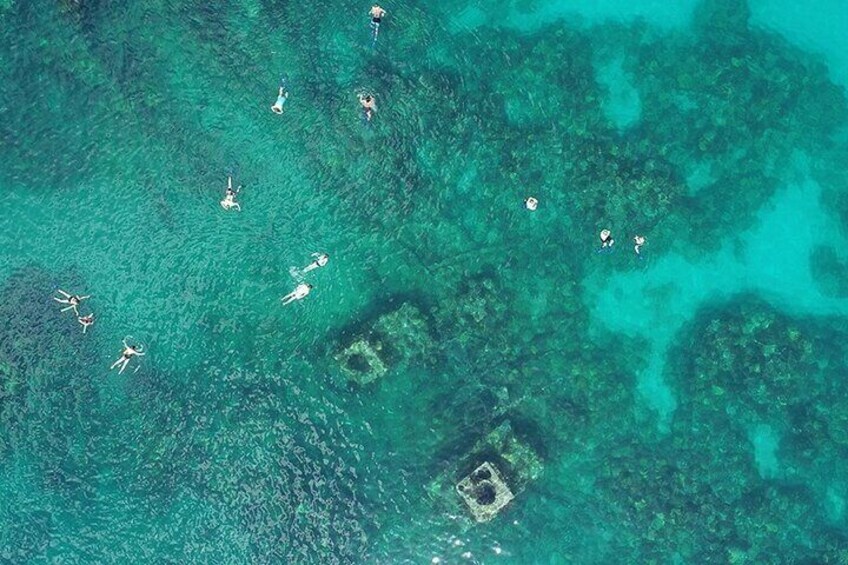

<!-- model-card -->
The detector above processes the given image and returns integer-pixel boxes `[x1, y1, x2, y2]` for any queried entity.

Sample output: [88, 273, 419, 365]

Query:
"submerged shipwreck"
[456, 461, 514, 523]
[334, 288, 542, 523]
[335, 302, 433, 385]
[429, 420, 543, 524]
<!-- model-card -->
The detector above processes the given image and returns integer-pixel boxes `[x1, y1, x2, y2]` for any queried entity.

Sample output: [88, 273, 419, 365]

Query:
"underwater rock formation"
[335, 302, 433, 385]
[619, 296, 848, 561]
[672, 297, 819, 426]
[428, 420, 542, 526]
[336, 338, 388, 385]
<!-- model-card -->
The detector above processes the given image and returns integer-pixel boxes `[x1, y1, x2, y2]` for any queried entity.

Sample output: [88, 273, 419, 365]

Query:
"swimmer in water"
[220, 176, 242, 211]
[302, 253, 329, 273]
[110, 338, 145, 374]
[359, 94, 377, 121]
[271, 84, 289, 114]
[524, 197, 538, 211]
[633, 235, 646, 256]
[599, 229, 614, 252]
[370, 5, 386, 24]
[53, 289, 91, 316]
[281, 283, 313, 305]
[77, 313, 94, 334]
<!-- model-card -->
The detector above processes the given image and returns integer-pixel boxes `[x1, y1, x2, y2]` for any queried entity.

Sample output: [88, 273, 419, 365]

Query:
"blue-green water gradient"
[2, 0, 848, 562]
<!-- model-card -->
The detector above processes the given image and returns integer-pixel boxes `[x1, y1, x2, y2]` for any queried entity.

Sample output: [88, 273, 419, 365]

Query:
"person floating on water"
[110, 338, 145, 374]
[369, 4, 386, 43]
[370, 5, 386, 24]
[302, 253, 329, 273]
[633, 235, 646, 256]
[77, 313, 94, 334]
[221, 175, 242, 211]
[524, 197, 538, 211]
[359, 94, 377, 121]
[271, 81, 289, 114]
[53, 289, 91, 316]
[599, 229, 614, 252]
[281, 283, 313, 305]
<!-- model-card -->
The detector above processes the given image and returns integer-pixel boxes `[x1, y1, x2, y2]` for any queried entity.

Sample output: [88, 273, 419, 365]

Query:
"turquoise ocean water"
[2, 0, 848, 562]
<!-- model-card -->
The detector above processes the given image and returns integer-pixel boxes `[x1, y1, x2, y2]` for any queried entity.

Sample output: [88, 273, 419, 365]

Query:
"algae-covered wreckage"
[429, 420, 543, 525]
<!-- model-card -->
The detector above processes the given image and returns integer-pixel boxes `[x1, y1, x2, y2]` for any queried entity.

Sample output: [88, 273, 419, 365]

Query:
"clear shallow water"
[2, 0, 848, 562]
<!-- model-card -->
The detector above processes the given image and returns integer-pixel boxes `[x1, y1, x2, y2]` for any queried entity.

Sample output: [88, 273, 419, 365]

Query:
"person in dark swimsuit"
[221, 175, 242, 211]
[78, 313, 94, 334]
[302, 253, 329, 273]
[359, 94, 377, 121]
[53, 289, 91, 315]
[370, 5, 386, 23]
[110, 338, 145, 374]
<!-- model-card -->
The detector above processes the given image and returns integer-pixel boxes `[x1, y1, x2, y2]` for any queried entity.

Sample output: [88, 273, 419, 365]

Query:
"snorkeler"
[633, 235, 646, 256]
[369, 5, 387, 44]
[599, 229, 614, 252]
[77, 313, 94, 334]
[220, 176, 242, 211]
[302, 253, 329, 273]
[110, 338, 145, 374]
[359, 93, 377, 121]
[52, 289, 91, 316]
[281, 283, 313, 305]
[271, 83, 289, 114]
[524, 197, 538, 211]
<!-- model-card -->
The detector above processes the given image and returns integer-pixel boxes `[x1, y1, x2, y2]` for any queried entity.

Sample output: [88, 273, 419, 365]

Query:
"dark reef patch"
[0, 266, 101, 488]
[644, 295, 848, 560]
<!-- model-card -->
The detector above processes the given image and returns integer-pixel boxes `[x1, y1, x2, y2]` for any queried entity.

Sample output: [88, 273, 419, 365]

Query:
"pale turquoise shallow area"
[2, 0, 848, 563]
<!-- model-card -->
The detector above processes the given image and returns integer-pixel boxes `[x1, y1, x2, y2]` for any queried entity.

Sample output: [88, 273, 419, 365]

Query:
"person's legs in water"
[119, 357, 132, 374]
[54, 290, 89, 309]
[222, 199, 240, 211]
[53, 289, 72, 303]
[272, 86, 287, 114]
[60, 301, 79, 314]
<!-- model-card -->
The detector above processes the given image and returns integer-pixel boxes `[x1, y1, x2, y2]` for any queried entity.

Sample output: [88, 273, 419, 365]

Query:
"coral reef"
[615, 297, 848, 561]
[3, 0, 848, 560]
[672, 298, 818, 425]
